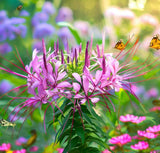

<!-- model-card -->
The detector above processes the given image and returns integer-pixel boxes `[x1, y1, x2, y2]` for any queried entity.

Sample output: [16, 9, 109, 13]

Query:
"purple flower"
[0, 43, 12, 54]
[0, 10, 8, 23]
[42, 2, 56, 15]
[0, 80, 13, 94]
[16, 24, 27, 38]
[56, 7, 73, 22]
[58, 27, 75, 49]
[19, 10, 30, 16]
[32, 12, 49, 27]
[0, 17, 26, 41]
[16, 137, 28, 146]
[9, 17, 25, 24]
[32, 41, 43, 51]
[33, 23, 55, 39]
[74, 20, 90, 38]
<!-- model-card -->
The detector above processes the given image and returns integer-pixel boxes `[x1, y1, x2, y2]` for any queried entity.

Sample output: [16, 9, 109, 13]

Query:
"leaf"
[63, 136, 81, 153]
[145, 116, 156, 124]
[75, 126, 85, 144]
[82, 147, 101, 153]
[86, 136, 107, 149]
[57, 22, 82, 44]
[86, 102, 105, 125]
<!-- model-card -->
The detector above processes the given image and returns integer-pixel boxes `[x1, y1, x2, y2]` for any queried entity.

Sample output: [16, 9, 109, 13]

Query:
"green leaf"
[143, 68, 160, 79]
[86, 102, 105, 125]
[75, 126, 85, 144]
[82, 147, 101, 153]
[86, 136, 107, 149]
[57, 22, 82, 44]
[145, 116, 156, 124]
[63, 136, 81, 153]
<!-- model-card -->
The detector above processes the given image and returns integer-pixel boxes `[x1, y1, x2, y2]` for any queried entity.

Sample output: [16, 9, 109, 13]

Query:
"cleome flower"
[0, 36, 159, 127]
[119, 114, 146, 124]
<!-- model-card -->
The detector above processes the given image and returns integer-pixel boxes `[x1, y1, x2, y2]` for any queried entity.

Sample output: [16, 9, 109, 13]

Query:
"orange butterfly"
[114, 39, 125, 50]
[149, 34, 160, 50]
[17, 5, 23, 11]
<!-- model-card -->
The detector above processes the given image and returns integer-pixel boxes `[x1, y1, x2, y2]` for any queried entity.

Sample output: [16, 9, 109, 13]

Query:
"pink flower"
[140, 14, 158, 26]
[150, 106, 160, 112]
[57, 148, 64, 153]
[0, 143, 11, 151]
[30, 146, 39, 152]
[109, 134, 131, 146]
[15, 137, 28, 146]
[102, 149, 111, 153]
[131, 141, 149, 150]
[119, 114, 146, 124]
[150, 151, 158, 153]
[138, 130, 158, 139]
[146, 88, 158, 99]
[146, 125, 160, 133]
[13, 149, 26, 153]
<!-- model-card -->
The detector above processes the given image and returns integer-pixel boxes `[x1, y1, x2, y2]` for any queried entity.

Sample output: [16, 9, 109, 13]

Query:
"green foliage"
[51, 99, 107, 152]
[57, 22, 82, 44]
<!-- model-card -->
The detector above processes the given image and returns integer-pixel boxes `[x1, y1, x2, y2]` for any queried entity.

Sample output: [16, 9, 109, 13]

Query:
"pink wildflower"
[119, 114, 146, 124]
[140, 14, 158, 26]
[150, 151, 158, 153]
[131, 141, 149, 150]
[145, 88, 158, 99]
[15, 137, 28, 146]
[13, 149, 26, 153]
[57, 148, 64, 153]
[109, 134, 131, 146]
[146, 125, 160, 133]
[138, 130, 158, 139]
[102, 149, 111, 153]
[30, 146, 39, 152]
[0, 143, 11, 151]
[150, 106, 160, 112]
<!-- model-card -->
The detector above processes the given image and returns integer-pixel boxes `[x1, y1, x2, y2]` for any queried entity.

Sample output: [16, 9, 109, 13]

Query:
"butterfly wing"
[149, 35, 160, 50]
[114, 40, 125, 50]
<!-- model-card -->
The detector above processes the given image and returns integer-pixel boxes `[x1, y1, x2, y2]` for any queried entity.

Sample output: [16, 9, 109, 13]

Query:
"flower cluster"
[0, 10, 27, 54]
[32, 2, 55, 40]
[0, 36, 158, 126]
[103, 114, 160, 152]
[0, 143, 26, 153]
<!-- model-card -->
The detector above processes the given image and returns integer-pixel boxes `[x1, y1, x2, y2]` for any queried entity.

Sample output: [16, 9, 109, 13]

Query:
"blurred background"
[0, 0, 160, 152]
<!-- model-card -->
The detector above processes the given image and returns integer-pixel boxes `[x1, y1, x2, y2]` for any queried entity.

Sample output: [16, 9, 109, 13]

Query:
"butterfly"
[152, 99, 160, 106]
[17, 5, 23, 11]
[149, 34, 160, 50]
[22, 130, 37, 148]
[114, 39, 125, 50]
[0, 119, 16, 127]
